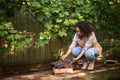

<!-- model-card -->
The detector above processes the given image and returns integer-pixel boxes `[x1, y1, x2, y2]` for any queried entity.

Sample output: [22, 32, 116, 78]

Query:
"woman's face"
[76, 27, 82, 37]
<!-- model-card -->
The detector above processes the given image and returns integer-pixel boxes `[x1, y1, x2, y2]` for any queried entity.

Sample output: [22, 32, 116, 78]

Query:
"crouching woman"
[62, 21, 102, 70]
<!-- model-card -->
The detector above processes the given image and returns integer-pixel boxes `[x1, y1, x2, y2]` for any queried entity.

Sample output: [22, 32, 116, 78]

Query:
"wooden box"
[53, 67, 73, 74]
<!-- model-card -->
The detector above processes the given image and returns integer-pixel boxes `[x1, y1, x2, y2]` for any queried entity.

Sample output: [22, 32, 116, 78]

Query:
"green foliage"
[0, 0, 120, 53]
[0, 21, 32, 53]
[22, 0, 84, 46]
[53, 50, 60, 59]
[101, 39, 120, 62]
[80, 0, 120, 38]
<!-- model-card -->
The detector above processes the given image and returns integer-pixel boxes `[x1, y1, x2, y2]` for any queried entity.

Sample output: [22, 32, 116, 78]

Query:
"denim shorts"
[72, 46, 99, 61]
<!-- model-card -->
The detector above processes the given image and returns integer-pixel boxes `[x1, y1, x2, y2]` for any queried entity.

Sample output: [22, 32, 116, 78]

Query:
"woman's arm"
[62, 33, 77, 60]
[74, 49, 85, 61]
[61, 48, 72, 60]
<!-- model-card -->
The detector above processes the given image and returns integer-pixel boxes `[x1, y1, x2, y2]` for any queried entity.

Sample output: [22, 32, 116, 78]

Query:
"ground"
[0, 60, 120, 80]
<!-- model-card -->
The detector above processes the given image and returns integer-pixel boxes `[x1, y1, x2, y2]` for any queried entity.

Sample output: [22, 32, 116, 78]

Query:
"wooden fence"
[0, 39, 64, 65]
[0, 11, 67, 72]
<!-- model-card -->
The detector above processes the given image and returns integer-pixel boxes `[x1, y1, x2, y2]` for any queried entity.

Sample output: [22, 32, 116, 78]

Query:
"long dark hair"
[76, 21, 93, 38]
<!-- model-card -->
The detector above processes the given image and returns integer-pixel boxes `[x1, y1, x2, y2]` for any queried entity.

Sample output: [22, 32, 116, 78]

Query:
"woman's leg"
[84, 48, 99, 70]
[72, 47, 88, 69]
[72, 47, 82, 57]
[72, 47, 83, 68]
[85, 48, 99, 61]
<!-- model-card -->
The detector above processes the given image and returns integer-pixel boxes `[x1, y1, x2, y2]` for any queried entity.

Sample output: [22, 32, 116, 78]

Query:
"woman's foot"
[81, 61, 88, 70]
[87, 61, 94, 70]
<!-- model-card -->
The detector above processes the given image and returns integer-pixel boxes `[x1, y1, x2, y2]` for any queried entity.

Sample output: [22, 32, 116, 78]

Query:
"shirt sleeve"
[83, 32, 97, 51]
[69, 33, 78, 49]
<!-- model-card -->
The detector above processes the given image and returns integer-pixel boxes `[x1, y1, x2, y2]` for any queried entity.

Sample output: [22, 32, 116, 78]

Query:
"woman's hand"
[61, 54, 67, 61]
[73, 57, 79, 61]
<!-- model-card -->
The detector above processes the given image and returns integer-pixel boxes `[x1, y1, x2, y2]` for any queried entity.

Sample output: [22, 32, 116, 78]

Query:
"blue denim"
[72, 47, 99, 62]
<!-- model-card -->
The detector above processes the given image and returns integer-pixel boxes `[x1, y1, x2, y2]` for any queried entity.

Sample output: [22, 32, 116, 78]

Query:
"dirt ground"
[66, 68, 120, 80]
[0, 60, 120, 80]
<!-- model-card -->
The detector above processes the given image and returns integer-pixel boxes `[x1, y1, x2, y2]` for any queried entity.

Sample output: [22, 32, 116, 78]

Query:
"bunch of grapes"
[52, 59, 73, 69]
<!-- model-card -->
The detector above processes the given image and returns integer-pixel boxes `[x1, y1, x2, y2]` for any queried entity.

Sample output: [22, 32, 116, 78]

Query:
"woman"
[62, 21, 102, 70]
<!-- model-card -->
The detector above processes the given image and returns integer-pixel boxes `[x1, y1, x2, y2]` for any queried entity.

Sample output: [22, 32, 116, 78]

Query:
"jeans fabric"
[72, 46, 99, 62]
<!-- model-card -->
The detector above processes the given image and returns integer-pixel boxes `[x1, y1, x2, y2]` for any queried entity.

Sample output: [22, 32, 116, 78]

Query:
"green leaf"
[76, 0, 84, 5]
[44, 21, 52, 28]
[63, 19, 69, 26]
[41, 0, 49, 4]
[52, 8, 60, 13]
[4, 22, 12, 29]
[37, 39, 48, 47]
[53, 50, 59, 58]
[15, 34, 22, 39]
[36, 15, 45, 22]
[0, 47, 11, 53]
[59, 13, 65, 17]
[0, 31, 8, 36]
[31, 1, 41, 8]
[56, 19, 62, 23]
[20, 6, 26, 13]
[7, 34, 14, 40]
[95, 23, 101, 29]
[58, 29, 67, 37]
[63, 11, 69, 16]
[9, 30, 17, 34]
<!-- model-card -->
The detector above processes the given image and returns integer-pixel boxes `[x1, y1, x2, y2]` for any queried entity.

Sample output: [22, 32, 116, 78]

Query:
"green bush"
[101, 39, 120, 62]
[0, 21, 32, 53]
[0, 0, 120, 53]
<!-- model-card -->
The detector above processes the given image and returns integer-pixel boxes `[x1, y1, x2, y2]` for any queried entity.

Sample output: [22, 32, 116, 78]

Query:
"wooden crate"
[53, 67, 73, 74]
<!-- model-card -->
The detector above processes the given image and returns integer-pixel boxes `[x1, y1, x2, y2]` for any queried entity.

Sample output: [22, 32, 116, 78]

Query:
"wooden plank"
[53, 67, 73, 74]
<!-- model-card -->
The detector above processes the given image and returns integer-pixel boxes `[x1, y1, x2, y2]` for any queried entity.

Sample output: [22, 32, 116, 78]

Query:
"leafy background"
[0, 0, 120, 54]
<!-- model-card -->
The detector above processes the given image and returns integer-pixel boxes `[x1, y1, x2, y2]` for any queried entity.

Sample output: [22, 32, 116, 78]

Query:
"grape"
[53, 59, 73, 69]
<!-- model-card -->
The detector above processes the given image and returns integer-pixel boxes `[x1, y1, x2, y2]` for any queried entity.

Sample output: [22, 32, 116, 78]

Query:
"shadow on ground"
[0, 61, 120, 80]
